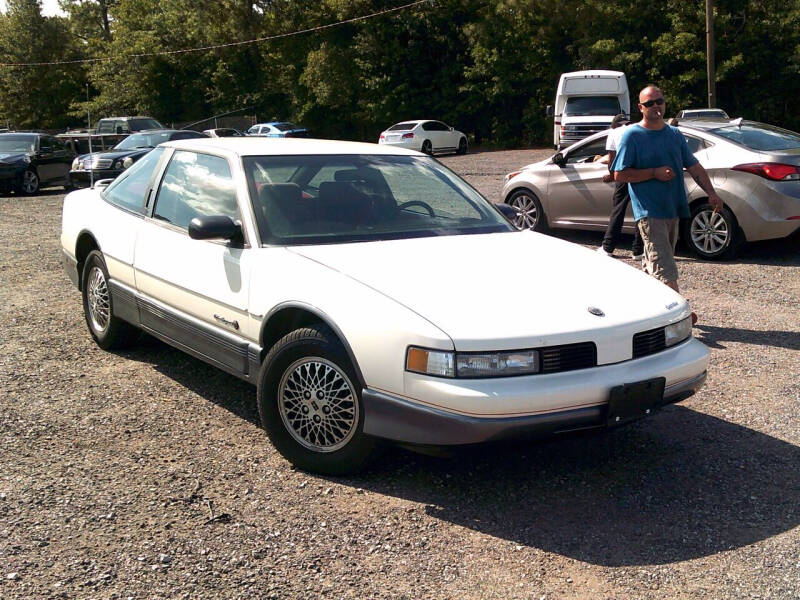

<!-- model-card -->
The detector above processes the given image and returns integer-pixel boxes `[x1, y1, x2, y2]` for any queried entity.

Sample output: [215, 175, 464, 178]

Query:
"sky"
[0, 0, 65, 17]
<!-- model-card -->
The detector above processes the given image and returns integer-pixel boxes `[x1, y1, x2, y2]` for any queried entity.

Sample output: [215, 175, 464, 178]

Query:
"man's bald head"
[639, 85, 662, 103]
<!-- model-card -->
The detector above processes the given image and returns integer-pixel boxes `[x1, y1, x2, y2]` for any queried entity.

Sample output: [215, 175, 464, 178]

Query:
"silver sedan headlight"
[665, 316, 692, 347]
[406, 347, 540, 378]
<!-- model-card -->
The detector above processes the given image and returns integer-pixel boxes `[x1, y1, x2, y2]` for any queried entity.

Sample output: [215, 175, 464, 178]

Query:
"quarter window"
[104, 147, 165, 215]
[683, 135, 705, 154]
[153, 151, 238, 230]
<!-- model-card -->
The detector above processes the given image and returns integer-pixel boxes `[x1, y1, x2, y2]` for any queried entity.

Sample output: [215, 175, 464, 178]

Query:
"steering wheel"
[397, 200, 435, 216]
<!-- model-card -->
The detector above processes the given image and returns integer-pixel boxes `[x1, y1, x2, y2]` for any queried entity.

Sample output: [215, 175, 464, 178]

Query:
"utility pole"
[706, 0, 716, 108]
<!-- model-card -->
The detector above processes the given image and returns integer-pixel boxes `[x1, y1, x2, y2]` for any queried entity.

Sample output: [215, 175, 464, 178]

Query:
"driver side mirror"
[552, 152, 566, 167]
[188, 215, 244, 244]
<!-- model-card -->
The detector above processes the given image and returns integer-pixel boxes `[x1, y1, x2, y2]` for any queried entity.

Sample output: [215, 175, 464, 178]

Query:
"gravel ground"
[1, 149, 798, 599]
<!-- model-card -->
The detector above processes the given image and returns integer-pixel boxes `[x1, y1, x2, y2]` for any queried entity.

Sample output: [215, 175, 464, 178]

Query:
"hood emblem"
[666, 301, 679, 310]
[588, 307, 605, 317]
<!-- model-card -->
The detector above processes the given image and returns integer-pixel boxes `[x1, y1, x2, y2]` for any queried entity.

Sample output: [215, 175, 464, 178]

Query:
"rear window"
[564, 97, 621, 116]
[273, 123, 298, 132]
[388, 122, 416, 131]
[710, 123, 800, 151]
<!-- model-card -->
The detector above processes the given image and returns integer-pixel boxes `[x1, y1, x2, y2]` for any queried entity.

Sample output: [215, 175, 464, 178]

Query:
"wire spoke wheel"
[86, 265, 110, 333]
[278, 357, 358, 453]
[510, 193, 539, 230]
[690, 209, 729, 254]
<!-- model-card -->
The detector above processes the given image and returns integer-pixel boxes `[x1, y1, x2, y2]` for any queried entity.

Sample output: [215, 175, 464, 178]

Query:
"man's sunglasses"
[640, 98, 665, 107]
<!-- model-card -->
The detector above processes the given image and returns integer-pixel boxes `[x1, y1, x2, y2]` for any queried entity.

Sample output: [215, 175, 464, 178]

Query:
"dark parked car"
[0, 132, 74, 194]
[70, 129, 207, 188]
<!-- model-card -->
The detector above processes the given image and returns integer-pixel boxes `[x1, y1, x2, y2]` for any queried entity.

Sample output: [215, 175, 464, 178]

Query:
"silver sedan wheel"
[86, 265, 110, 333]
[690, 209, 730, 254]
[278, 357, 358, 453]
[510, 193, 539, 230]
[22, 170, 39, 194]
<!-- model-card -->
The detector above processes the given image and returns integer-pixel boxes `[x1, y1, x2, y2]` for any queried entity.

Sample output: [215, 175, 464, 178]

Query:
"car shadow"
[119, 337, 798, 568]
[694, 324, 800, 350]
[542, 227, 800, 267]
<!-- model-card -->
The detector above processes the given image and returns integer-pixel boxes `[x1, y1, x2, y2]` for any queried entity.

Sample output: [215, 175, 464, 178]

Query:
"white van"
[547, 70, 630, 149]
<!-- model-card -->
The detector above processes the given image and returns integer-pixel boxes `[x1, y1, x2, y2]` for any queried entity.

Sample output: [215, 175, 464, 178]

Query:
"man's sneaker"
[632, 252, 644, 260]
[691, 312, 698, 326]
[596, 246, 614, 257]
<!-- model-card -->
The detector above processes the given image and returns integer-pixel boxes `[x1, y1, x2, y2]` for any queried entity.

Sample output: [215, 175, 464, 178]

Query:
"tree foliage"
[0, 0, 798, 144]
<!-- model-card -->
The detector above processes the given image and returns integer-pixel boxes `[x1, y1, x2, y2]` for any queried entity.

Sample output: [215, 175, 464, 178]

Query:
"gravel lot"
[1, 148, 798, 599]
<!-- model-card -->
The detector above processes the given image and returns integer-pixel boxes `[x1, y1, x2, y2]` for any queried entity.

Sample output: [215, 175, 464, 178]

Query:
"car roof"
[130, 129, 201, 134]
[162, 137, 423, 157]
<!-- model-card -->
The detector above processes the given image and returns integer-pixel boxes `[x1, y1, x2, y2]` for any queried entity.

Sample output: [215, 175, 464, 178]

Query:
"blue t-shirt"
[611, 124, 698, 220]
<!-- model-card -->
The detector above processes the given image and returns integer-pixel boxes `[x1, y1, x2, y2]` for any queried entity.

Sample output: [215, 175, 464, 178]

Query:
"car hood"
[76, 148, 151, 161]
[288, 231, 688, 352]
[0, 152, 30, 163]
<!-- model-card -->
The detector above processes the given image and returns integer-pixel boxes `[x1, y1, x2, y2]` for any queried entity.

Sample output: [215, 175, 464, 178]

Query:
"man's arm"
[686, 163, 723, 211]
[614, 166, 675, 183]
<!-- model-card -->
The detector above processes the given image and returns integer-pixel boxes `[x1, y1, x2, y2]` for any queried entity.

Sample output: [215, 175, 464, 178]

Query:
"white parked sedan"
[378, 120, 468, 155]
[61, 137, 708, 474]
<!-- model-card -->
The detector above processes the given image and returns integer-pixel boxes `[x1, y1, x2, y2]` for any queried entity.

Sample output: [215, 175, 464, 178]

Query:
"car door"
[545, 135, 613, 227]
[133, 149, 256, 376]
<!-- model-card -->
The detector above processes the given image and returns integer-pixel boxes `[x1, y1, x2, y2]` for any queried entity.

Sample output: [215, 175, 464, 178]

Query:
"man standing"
[611, 85, 722, 293]
[597, 114, 643, 259]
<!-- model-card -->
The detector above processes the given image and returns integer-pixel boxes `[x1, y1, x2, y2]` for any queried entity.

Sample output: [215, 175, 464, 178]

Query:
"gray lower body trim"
[62, 250, 79, 288]
[361, 371, 707, 445]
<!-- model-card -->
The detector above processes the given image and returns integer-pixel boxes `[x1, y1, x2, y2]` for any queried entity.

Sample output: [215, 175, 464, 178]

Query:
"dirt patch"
[1, 151, 798, 599]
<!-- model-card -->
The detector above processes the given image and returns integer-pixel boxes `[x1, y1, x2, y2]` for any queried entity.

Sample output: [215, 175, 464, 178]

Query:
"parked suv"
[95, 116, 164, 135]
[0, 132, 74, 194]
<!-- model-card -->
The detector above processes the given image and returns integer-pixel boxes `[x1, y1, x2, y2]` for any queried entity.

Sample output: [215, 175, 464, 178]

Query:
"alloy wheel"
[22, 170, 39, 194]
[690, 209, 730, 254]
[86, 266, 110, 333]
[278, 357, 358, 453]
[510, 193, 539, 230]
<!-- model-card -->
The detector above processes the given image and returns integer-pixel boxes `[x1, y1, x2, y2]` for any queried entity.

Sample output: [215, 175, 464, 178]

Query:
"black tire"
[681, 203, 743, 260]
[457, 137, 468, 155]
[257, 324, 378, 475]
[81, 250, 139, 350]
[506, 188, 547, 232]
[421, 140, 433, 155]
[20, 168, 40, 195]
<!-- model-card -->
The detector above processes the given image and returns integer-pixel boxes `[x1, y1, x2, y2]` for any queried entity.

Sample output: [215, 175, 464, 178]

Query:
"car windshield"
[564, 96, 621, 116]
[682, 110, 728, 118]
[128, 118, 163, 130]
[388, 122, 416, 131]
[0, 135, 35, 153]
[114, 132, 174, 150]
[245, 154, 512, 245]
[273, 123, 298, 132]
[709, 123, 800, 151]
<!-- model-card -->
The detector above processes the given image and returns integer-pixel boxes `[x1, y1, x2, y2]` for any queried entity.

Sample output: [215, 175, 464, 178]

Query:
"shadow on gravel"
[342, 406, 800, 567]
[542, 227, 800, 267]
[116, 329, 799, 569]
[694, 324, 800, 350]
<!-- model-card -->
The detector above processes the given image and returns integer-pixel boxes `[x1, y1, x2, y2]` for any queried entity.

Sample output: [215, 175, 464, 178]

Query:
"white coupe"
[61, 138, 709, 474]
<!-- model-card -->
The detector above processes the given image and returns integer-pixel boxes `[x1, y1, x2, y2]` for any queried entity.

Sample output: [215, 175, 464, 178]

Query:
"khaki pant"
[638, 217, 679, 283]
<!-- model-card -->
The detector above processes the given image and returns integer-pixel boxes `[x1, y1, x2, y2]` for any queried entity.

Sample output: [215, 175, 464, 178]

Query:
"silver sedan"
[501, 119, 800, 259]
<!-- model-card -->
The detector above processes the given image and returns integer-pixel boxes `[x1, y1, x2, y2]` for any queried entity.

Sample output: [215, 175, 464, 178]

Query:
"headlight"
[665, 316, 692, 347]
[122, 156, 134, 169]
[406, 347, 540, 378]
[504, 171, 521, 183]
[72, 157, 82, 170]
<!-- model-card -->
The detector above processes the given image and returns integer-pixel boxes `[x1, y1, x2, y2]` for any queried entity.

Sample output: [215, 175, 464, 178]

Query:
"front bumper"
[363, 370, 706, 445]
[62, 249, 80, 288]
[0, 166, 25, 192]
[70, 168, 123, 189]
[362, 337, 709, 445]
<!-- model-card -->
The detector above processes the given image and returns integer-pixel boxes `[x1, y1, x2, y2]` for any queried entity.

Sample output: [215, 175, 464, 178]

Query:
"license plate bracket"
[607, 377, 666, 426]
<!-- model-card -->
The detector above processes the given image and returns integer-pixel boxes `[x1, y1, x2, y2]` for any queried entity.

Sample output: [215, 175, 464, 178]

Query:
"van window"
[564, 97, 621, 116]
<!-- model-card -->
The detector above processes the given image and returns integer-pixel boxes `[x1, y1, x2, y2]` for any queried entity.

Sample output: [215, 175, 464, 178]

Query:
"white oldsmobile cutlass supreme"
[61, 138, 709, 474]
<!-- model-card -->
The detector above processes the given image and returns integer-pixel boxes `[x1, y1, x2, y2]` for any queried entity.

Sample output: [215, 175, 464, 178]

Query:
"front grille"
[632, 326, 666, 358]
[540, 342, 597, 373]
[561, 122, 611, 145]
[94, 158, 113, 169]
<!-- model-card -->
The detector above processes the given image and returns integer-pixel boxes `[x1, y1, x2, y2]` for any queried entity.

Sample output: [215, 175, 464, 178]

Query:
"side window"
[153, 151, 238, 230]
[39, 136, 52, 152]
[565, 138, 608, 164]
[421, 122, 434, 131]
[104, 147, 165, 215]
[683, 135, 705, 154]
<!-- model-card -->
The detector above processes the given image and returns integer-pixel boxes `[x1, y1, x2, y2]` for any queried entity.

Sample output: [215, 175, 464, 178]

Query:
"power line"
[0, 0, 433, 67]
